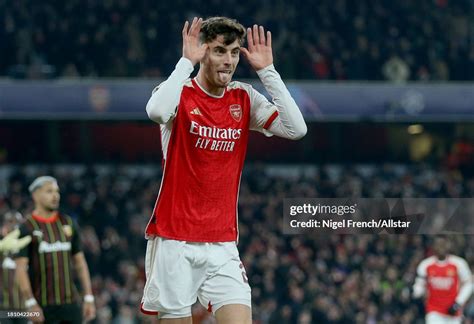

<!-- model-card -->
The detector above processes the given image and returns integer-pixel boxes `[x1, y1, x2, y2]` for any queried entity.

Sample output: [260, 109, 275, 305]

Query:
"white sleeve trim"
[146, 57, 194, 124]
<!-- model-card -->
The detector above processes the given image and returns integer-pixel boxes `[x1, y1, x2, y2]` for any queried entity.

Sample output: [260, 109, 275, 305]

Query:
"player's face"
[34, 181, 60, 211]
[433, 237, 449, 258]
[201, 35, 240, 88]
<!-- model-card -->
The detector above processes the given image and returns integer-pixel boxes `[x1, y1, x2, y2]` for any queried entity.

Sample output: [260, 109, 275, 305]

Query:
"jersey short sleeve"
[69, 218, 83, 255]
[15, 223, 32, 258]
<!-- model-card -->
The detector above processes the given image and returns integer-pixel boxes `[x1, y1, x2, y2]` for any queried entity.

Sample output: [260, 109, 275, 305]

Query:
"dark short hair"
[200, 17, 246, 46]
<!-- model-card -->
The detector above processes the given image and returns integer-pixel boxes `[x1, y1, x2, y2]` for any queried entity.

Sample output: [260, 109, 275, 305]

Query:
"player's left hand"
[447, 302, 461, 315]
[241, 25, 273, 71]
[83, 301, 96, 322]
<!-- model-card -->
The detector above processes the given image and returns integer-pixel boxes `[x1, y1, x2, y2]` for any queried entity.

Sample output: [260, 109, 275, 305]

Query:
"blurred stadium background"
[1, 0, 474, 323]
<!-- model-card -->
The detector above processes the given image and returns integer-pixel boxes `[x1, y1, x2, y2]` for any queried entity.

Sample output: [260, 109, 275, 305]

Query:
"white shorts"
[426, 312, 462, 324]
[140, 236, 251, 319]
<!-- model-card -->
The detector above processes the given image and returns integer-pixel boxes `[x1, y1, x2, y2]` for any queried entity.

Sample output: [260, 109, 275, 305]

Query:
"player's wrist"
[447, 302, 461, 315]
[25, 297, 38, 308]
[256, 63, 275, 73]
[181, 56, 197, 66]
[84, 294, 95, 303]
[177, 57, 196, 74]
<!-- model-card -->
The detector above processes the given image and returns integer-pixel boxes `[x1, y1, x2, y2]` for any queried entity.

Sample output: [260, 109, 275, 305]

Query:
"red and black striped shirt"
[0, 253, 23, 310]
[16, 212, 82, 307]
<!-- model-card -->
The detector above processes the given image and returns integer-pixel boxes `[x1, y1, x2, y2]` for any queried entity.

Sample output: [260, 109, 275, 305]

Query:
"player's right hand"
[29, 304, 45, 323]
[0, 229, 31, 252]
[182, 17, 208, 66]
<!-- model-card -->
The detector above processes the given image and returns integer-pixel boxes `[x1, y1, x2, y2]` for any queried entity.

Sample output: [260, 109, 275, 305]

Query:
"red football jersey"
[145, 79, 278, 242]
[417, 255, 471, 315]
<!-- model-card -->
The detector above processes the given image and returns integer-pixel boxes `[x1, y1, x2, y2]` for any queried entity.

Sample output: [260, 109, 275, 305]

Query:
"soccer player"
[141, 16, 307, 323]
[14, 176, 96, 323]
[1, 211, 30, 324]
[413, 236, 473, 324]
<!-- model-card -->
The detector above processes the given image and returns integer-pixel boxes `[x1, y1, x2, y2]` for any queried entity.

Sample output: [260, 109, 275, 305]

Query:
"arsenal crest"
[229, 104, 242, 122]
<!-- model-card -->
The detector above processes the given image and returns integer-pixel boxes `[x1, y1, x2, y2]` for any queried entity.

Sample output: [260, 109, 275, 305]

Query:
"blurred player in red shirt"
[140, 16, 306, 323]
[413, 236, 473, 324]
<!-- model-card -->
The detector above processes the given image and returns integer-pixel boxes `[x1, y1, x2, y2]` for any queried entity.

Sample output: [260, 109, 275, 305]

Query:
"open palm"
[182, 17, 208, 66]
[241, 25, 273, 71]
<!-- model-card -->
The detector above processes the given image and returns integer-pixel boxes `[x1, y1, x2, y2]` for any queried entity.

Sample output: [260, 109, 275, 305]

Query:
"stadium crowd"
[1, 163, 474, 323]
[1, 0, 473, 81]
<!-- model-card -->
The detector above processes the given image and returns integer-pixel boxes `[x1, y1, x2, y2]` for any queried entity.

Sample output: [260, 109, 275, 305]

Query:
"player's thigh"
[198, 243, 251, 316]
[143, 237, 205, 316]
[215, 303, 251, 324]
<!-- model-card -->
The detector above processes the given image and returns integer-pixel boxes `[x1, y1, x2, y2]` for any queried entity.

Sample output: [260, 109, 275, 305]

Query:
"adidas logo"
[190, 107, 202, 116]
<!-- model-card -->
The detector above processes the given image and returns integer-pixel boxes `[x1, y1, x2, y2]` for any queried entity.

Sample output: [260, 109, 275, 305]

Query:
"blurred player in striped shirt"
[15, 176, 96, 323]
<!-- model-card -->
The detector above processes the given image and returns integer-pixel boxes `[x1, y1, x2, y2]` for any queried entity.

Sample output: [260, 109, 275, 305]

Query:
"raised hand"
[182, 17, 208, 66]
[0, 229, 31, 252]
[241, 25, 273, 71]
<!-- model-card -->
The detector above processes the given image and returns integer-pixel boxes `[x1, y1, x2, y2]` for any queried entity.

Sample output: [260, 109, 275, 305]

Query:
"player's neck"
[437, 255, 448, 261]
[33, 208, 56, 219]
[195, 72, 225, 97]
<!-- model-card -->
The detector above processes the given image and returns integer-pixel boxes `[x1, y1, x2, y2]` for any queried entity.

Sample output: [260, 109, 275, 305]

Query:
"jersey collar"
[435, 255, 450, 265]
[193, 78, 226, 99]
[32, 211, 59, 223]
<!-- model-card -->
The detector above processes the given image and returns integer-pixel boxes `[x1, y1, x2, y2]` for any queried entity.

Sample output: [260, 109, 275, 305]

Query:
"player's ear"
[201, 44, 210, 62]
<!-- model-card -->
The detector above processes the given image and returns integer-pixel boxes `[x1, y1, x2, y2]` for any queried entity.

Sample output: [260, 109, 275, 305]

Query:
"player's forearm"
[146, 57, 194, 124]
[256, 64, 307, 139]
[456, 280, 473, 305]
[73, 253, 93, 295]
[15, 258, 35, 300]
